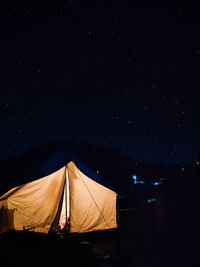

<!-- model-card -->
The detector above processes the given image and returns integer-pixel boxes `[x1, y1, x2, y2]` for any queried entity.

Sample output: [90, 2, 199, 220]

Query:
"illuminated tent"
[0, 161, 117, 234]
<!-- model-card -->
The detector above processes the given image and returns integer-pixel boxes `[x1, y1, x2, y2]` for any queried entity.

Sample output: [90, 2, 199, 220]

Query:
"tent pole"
[66, 166, 70, 232]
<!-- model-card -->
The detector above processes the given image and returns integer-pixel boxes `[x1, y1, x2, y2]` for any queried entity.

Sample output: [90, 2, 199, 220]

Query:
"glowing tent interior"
[0, 161, 117, 234]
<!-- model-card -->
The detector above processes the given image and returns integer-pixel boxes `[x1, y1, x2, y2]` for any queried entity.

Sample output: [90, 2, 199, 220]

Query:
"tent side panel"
[0, 166, 66, 234]
[68, 162, 117, 233]
[0, 200, 15, 233]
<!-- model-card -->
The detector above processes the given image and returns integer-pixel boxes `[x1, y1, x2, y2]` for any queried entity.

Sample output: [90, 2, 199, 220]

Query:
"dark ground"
[0, 159, 199, 266]
[0, 204, 198, 267]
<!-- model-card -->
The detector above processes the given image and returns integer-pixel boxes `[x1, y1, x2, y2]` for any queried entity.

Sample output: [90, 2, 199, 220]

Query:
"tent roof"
[0, 143, 117, 196]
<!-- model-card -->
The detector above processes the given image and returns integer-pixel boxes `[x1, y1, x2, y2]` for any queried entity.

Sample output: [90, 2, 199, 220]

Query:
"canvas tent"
[0, 161, 117, 234]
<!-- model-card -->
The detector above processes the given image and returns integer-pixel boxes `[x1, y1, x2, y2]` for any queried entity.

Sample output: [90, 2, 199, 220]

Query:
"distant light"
[132, 175, 145, 185]
[153, 182, 161, 186]
[96, 170, 99, 174]
[147, 198, 156, 203]
[196, 162, 200, 165]
[181, 167, 184, 171]
[132, 174, 137, 184]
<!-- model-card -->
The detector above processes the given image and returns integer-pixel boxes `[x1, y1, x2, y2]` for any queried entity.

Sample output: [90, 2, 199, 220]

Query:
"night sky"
[0, 1, 199, 164]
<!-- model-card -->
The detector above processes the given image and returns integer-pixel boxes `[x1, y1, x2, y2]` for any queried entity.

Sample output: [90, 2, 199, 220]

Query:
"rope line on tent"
[69, 163, 112, 231]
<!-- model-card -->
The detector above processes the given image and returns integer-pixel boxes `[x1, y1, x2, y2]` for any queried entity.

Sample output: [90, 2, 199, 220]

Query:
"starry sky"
[0, 1, 199, 164]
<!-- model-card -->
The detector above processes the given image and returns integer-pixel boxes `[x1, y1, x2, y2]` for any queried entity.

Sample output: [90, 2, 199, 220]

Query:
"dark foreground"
[0, 205, 198, 267]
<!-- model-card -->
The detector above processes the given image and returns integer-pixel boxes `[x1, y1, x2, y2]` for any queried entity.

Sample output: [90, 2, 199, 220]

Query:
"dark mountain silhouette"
[0, 141, 135, 197]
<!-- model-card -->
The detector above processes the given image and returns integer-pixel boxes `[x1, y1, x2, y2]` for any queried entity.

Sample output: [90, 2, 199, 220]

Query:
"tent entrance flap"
[68, 161, 117, 233]
[58, 167, 70, 231]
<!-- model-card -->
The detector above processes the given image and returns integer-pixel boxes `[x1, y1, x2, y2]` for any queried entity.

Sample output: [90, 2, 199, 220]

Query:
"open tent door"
[68, 162, 117, 233]
[58, 167, 70, 231]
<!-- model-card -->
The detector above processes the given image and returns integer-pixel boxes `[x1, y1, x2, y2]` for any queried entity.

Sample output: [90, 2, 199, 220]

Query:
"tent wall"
[0, 161, 118, 235]
[0, 167, 66, 234]
[68, 162, 117, 233]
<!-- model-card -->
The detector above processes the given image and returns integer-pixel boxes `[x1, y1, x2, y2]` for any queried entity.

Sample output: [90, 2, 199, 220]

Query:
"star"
[111, 115, 120, 120]
[24, 112, 33, 119]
